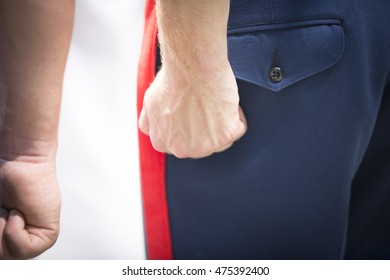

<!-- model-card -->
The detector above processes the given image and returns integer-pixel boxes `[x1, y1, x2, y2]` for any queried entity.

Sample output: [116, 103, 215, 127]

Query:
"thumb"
[138, 107, 150, 136]
[4, 209, 58, 259]
[4, 209, 54, 259]
[4, 210, 32, 259]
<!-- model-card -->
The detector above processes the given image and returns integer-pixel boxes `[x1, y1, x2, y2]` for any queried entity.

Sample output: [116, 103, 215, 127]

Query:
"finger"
[4, 209, 54, 259]
[150, 138, 170, 154]
[189, 146, 221, 159]
[190, 140, 234, 159]
[238, 106, 247, 126]
[138, 107, 150, 136]
[0, 208, 8, 225]
[233, 106, 248, 141]
[5, 209, 55, 259]
[185, 138, 235, 159]
[0, 208, 10, 259]
[3, 209, 33, 259]
[180, 106, 248, 159]
[215, 142, 234, 153]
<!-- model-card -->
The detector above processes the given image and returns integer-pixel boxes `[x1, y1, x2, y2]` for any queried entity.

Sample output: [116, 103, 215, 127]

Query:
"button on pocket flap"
[228, 19, 344, 92]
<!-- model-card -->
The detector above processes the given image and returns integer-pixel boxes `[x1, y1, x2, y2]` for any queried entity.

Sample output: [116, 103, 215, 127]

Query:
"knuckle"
[150, 138, 166, 153]
[170, 147, 189, 159]
[170, 143, 202, 159]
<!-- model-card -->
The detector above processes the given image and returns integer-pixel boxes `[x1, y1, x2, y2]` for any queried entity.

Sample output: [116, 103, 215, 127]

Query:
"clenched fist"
[139, 62, 247, 158]
[139, 0, 247, 159]
[0, 155, 60, 259]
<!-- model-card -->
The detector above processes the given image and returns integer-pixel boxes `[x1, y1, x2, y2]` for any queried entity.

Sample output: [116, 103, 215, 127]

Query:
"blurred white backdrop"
[38, 0, 146, 259]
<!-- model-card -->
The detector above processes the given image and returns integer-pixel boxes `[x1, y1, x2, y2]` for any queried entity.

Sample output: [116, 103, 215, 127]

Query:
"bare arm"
[0, 0, 74, 259]
[157, 0, 231, 75]
[139, 0, 246, 158]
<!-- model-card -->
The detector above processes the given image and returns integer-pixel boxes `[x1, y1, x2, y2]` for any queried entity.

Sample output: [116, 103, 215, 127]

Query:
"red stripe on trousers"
[137, 0, 173, 260]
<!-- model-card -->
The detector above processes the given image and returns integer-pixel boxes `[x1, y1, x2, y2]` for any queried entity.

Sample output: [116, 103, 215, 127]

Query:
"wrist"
[161, 43, 229, 78]
[0, 130, 57, 163]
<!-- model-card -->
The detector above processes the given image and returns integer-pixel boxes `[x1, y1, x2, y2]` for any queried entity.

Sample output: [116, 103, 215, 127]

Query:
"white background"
[2, 260, 390, 280]
[38, 0, 146, 259]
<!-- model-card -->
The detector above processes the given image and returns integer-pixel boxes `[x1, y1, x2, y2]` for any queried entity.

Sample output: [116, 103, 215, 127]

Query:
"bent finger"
[138, 108, 150, 136]
[150, 139, 170, 154]
[3, 209, 54, 259]
[233, 106, 248, 141]
[3, 209, 32, 259]
[215, 142, 234, 154]
[0, 208, 10, 259]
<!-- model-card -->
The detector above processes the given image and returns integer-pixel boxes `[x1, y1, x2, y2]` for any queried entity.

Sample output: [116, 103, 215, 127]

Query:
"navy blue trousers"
[164, 0, 390, 259]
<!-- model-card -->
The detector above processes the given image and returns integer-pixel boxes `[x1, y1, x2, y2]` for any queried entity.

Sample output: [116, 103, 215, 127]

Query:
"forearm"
[156, 0, 230, 75]
[140, 0, 246, 158]
[0, 0, 74, 160]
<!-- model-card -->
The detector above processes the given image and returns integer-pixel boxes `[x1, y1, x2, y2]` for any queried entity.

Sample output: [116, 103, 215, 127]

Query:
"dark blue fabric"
[165, 0, 390, 259]
[228, 19, 344, 92]
[346, 87, 390, 259]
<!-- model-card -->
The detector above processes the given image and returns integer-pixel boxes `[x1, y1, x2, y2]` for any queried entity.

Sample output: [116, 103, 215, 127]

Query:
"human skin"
[0, 0, 245, 259]
[0, 0, 74, 259]
[139, 0, 247, 158]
